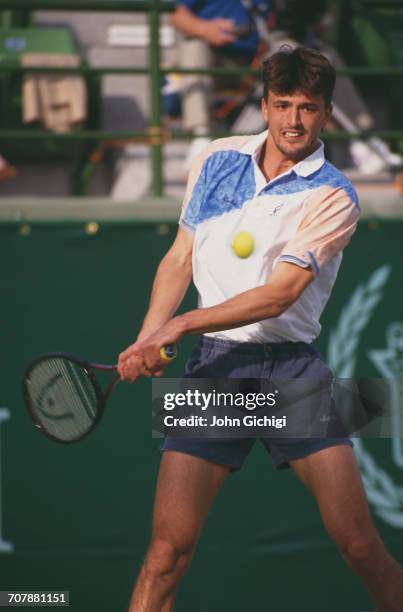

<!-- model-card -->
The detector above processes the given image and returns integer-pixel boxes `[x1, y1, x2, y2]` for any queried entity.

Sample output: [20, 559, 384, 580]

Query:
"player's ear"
[323, 102, 333, 126]
[261, 97, 268, 122]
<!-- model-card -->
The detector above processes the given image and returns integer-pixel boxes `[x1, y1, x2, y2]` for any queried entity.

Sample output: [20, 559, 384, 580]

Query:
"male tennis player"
[118, 47, 403, 612]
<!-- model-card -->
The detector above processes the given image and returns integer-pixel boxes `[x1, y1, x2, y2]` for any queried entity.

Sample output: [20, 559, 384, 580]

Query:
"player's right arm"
[136, 227, 193, 343]
[137, 139, 213, 343]
[118, 139, 214, 380]
[117, 227, 193, 380]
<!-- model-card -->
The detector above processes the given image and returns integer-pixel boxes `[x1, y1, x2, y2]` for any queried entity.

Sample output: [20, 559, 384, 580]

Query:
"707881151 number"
[0, 592, 69, 606]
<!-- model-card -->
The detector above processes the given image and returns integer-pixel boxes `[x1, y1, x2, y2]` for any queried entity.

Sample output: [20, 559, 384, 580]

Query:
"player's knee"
[144, 537, 194, 581]
[337, 533, 381, 570]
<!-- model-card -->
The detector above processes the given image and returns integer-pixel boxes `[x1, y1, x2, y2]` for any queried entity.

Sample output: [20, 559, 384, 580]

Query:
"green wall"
[1, 219, 402, 611]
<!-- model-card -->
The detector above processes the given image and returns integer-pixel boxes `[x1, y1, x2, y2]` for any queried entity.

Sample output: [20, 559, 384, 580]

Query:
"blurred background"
[1, 1, 403, 611]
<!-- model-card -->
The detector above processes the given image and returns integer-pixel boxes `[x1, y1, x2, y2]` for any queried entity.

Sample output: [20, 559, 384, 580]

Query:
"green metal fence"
[1, 0, 403, 196]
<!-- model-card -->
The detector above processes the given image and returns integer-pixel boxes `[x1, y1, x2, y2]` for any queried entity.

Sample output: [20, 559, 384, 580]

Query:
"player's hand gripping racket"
[23, 345, 177, 444]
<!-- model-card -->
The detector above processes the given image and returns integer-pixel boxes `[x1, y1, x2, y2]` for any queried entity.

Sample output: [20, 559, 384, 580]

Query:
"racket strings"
[26, 358, 99, 442]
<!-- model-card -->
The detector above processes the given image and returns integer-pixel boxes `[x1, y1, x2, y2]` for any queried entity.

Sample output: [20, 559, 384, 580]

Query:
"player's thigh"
[290, 445, 377, 541]
[152, 450, 230, 548]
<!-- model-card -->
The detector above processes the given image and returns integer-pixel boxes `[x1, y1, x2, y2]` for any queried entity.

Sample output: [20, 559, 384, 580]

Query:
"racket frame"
[23, 352, 118, 444]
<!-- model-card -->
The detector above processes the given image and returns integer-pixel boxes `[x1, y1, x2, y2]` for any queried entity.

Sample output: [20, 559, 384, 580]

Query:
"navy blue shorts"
[161, 337, 353, 471]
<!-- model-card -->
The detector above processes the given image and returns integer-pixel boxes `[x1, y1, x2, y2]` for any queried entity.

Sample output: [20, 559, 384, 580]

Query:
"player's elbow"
[265, 286, 301, 318]
[265, 263, 315, 317]
[271, 294, 295, 317]
[173, 249, 193, 275]
[163, 248, 192, 279]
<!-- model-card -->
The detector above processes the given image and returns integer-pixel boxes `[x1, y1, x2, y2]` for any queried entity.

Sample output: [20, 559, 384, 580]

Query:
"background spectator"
[169, 0, 273, 169]
[268, 0, 403, 173]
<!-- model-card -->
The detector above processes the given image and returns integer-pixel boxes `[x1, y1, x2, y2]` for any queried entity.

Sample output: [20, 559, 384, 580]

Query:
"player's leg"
[129, 336, 257, 611]
[128, 450, 231, 612]
[290, 444, 403, 612]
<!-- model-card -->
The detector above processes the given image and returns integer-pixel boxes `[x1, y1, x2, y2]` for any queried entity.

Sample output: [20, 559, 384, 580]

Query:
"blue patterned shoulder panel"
[182, 150, 256, 230]
[263, 161, 360, 210]
[181, 151, 360, 231]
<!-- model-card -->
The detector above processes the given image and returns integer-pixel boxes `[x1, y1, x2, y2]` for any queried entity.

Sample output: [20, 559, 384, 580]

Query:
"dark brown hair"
[262, 46, 336, 107]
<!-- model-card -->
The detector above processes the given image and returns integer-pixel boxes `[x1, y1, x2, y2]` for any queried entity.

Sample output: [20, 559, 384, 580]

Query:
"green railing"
[0, 0, 403, 196]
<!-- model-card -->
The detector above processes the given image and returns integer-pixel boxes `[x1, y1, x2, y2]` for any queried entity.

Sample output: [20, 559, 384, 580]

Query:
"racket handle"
[160, 344, 177, 362]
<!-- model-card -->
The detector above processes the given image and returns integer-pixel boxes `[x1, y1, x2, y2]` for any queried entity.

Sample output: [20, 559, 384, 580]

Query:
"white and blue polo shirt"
[180, 131, 360, 344]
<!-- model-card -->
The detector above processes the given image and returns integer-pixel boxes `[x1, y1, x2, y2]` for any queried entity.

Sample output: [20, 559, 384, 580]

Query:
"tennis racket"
[23, 345, 177, 444]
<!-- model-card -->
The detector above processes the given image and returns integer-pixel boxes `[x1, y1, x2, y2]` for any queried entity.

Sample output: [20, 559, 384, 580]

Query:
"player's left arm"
[121, 185, 360, 378]
[161, 261, 314, 335]
[118, 263, 312, 381]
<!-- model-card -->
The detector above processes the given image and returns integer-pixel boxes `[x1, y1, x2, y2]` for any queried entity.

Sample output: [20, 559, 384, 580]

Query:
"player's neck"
[259, 135, 319, 182]
[259, 146, 295, 182]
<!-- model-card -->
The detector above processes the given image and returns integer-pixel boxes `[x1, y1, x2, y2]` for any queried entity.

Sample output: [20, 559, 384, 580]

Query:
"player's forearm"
[137, 251, 192, 341]
[177, 284, 292, 336]
[169, 5, 208, 39]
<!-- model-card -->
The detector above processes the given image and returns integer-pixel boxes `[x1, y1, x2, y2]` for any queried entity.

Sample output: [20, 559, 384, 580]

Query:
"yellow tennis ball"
[231, 231, 254, 258]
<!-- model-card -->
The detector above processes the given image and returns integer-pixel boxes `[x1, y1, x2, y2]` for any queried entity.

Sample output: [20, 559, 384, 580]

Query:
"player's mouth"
[282, 130, 305, 140]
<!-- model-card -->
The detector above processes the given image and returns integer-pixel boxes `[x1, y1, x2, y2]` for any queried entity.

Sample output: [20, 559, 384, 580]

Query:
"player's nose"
[287, 106, 302, 127]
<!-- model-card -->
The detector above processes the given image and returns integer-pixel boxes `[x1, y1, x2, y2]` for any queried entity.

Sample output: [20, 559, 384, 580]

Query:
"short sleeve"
[277, 185, 360, 276]
[178, 147, 210, 233]
[178, 135, 252, 232]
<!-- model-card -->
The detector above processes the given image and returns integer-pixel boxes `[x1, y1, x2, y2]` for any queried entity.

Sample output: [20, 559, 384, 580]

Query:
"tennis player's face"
[261, 90, 332, 161]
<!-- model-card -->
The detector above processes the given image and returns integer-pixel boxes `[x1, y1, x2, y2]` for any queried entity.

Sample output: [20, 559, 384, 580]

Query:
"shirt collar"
[240, 130, 325, 178]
